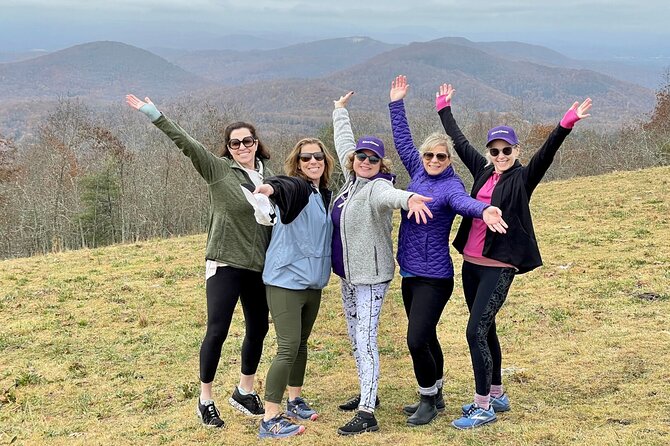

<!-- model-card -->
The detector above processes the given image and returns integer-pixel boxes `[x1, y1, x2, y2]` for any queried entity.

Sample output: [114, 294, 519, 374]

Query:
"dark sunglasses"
[355, 152, 381, 164]
[489, 146, 514, 157]
[422, 152, 449, 162]
[228, 136, 257, 150]
[299, 152, 325, 162]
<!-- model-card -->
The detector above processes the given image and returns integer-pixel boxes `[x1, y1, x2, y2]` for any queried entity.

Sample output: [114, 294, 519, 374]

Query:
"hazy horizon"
[1, 1, 669, 64]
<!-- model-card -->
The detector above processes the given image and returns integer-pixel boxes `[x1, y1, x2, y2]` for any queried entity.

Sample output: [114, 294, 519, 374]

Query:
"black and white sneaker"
[196, 399, 225, 428]
[338, 394, 381, 411]
[228, 386, 265, 416]
[337, 410, 379, 435]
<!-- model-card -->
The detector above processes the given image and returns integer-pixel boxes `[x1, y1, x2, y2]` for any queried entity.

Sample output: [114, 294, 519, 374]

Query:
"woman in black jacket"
[436, 83, 592, 429]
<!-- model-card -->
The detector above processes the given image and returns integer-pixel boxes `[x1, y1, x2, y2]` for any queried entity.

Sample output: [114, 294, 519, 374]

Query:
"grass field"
[1, 166, 669, 446]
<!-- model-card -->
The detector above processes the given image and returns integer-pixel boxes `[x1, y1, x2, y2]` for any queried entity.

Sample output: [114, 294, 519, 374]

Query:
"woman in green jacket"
[126, 94, 273, 428]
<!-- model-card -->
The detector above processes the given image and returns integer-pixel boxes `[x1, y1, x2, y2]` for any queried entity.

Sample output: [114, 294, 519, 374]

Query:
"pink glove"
[560, 109, 580, 129]
[435, 94, 451, 112]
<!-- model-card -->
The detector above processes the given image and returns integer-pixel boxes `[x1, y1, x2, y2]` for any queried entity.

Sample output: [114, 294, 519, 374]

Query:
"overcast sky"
[1, 0, 668, 60]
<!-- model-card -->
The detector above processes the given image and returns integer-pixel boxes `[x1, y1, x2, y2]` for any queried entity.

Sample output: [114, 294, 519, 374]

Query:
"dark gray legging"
[462, 261, 515, 396]
[264, 285, 321, 404]
[199, 266, 269, 383]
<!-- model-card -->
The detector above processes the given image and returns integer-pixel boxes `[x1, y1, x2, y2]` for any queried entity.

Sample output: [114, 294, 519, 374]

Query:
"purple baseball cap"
[486, 126, 519, 147]
[355, 136, 385, 158]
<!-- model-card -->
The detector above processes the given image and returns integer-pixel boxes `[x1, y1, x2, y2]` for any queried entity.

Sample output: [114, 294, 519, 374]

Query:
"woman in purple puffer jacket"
[388, 75, 507, 427]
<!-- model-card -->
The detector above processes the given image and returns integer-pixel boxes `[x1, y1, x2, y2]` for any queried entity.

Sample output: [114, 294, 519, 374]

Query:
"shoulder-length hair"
[284, 138, 335, 189]
[219, 121, 271, 160]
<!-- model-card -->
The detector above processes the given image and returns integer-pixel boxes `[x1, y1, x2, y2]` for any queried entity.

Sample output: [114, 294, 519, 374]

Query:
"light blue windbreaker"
[262, 190, 333, 290]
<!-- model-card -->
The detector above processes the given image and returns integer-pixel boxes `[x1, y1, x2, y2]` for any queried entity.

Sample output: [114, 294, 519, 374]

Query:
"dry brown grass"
[1, 166, 669, 446]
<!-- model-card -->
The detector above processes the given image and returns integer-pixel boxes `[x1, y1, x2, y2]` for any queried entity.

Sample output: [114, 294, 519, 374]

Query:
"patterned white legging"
[340, 279, 390, 412]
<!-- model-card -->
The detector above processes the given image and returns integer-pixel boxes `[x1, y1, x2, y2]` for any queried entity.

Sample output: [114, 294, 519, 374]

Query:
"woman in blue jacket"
[251, 138, 335, 439]
[388, 76, 507, 426]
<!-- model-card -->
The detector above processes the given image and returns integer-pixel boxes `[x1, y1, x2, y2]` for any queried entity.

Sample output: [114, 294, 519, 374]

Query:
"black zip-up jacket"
[438, 106, 571, 274]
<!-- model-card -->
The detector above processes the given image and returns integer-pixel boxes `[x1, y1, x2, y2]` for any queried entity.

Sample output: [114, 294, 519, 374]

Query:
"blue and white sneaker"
[452, 405, 497, 430]
[287, 396, 319, 421]
[259, 414, 306, 439]
[462, 393, 510, 414]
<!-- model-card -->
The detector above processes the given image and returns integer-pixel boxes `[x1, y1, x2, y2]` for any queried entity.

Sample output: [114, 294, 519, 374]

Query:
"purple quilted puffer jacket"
[390, 100, 487, 279]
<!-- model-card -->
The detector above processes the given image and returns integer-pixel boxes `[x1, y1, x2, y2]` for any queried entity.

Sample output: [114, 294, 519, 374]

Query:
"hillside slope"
[0, 41, 208, 100]
[0, 166, 669, 445]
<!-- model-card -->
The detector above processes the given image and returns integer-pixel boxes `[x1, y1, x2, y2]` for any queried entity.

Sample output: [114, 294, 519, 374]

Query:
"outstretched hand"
[435, 83, 455, 111]
[334, 91, 354, 109]
[560, 97, 592, 128]
[125, 94, 153, 110]
[482, 206, 508, 234]
[390, 75, 409, 102]
[407, 194, 434, 224]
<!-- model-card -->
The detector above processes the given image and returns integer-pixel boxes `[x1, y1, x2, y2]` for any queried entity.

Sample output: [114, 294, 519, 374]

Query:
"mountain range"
[0, 37, 660, 139]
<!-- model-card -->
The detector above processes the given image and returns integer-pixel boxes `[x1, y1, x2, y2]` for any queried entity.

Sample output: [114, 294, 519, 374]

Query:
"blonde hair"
[344, 152, 393, 174]
[419, 132, 453, 158]
[284, 138, 335, 189]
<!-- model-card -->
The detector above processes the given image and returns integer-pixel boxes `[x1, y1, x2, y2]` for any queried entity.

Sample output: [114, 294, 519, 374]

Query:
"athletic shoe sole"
[228, 397, 262, 416]
[258, 425, 306, 439]
[337, 425, 379, 435]
[451, 417, 497, 430]
[287, 411, 319, 421]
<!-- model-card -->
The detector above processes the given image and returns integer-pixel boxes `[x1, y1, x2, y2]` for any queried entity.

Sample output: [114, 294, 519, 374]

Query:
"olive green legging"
[264, 285, 322, 404]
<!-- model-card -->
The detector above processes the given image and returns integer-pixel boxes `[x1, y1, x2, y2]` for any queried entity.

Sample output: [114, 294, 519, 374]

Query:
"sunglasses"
[488, 146, 514, 157]
[228, 136, 257, 150]
[299, 152, 325, 162]
[422, 152, 449, 162]
[354, 152, 381, 164]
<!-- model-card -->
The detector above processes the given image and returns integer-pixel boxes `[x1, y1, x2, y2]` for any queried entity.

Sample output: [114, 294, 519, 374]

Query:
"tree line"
[1, 77, 668, 259]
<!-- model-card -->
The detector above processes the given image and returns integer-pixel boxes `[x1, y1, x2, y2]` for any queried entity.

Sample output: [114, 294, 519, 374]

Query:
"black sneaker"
[196, 399, 225, 428]
[337, 410, 379, 435]
[338, 394, 381, 411]
[228, 387, 264, 416]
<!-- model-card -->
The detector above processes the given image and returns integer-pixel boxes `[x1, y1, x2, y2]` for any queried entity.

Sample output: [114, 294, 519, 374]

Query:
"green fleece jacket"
[153, 115, 274, 272]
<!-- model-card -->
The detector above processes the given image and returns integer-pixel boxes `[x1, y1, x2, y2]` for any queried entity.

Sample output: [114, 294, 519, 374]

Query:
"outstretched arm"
[125, 93, 220, 182]
[389, 75, 422, 176]
[524, 98, 593, 193]
[332, 91, 357, 169]
[435, 84, 487, 177]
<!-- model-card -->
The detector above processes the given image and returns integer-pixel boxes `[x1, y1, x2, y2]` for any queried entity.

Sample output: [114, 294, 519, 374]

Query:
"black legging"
[199, 266, 269, 383]
[461, 261, 515, 396]
[402, 276, 454, 389]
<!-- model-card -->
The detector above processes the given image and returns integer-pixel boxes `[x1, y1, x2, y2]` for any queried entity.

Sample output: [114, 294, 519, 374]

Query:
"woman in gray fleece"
[331, 91, 432, 436]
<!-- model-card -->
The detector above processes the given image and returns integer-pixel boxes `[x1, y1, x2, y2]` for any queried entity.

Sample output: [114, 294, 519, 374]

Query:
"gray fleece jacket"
[332, 107, 413, 284]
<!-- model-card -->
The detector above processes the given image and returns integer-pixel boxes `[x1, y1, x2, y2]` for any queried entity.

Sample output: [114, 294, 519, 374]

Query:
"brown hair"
[219, 121, 271, 160]
[284, 138, 335, 189]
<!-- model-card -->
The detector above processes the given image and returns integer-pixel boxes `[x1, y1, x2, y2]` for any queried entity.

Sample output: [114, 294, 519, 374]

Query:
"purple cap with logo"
[355, 136, 385, 158]
[486, 126, 519, 147]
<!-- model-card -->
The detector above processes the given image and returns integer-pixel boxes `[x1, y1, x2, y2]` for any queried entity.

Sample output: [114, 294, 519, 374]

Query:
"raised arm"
[332, 91, 357, 169]
[389, 75, 422, 177]
[125, 94, 221, 182]
[435, 84, 487, 178]
[524, 98, 592, 194]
